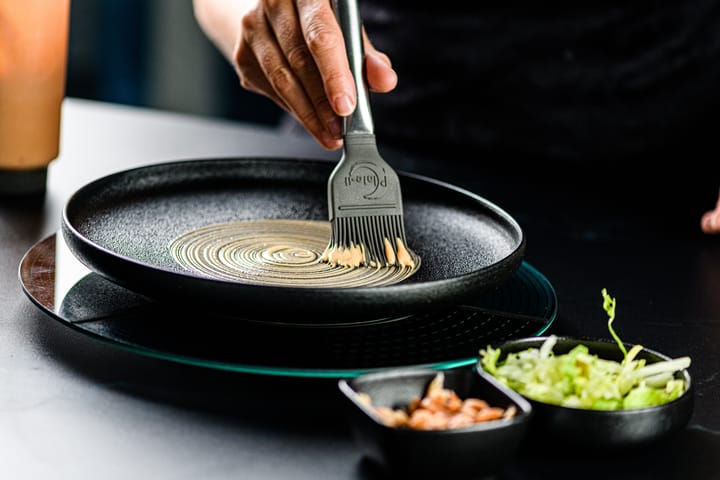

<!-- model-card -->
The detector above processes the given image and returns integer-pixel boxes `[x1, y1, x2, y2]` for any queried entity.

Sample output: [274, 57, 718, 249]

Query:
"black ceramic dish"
[338, 367, 532, 478]
[476, 336, 694, 450]
[61, 157, 525, 322]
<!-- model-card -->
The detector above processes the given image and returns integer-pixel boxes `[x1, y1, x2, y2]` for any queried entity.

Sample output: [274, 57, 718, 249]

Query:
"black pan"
[61, 157, 525, 322]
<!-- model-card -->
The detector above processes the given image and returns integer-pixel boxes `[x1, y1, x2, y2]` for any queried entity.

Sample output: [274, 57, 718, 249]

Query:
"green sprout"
[601, 288, 627, 357]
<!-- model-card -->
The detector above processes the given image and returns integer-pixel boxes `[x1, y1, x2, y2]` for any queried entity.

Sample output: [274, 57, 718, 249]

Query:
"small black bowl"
[476, 336, 694, 450]
[338, 366, 532, 478]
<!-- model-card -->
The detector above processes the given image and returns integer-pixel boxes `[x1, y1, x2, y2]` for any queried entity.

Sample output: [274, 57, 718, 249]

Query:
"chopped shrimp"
[474, 407, 506, 422]
[420, 388, 462, 413]
[359, 372, 517, 430]
[374, 406, 409, 427]
[408, 409, 450, 430]
[502, 405, 518, 419]
[460, 398, 490, 416]
[447, 413, 477, 429]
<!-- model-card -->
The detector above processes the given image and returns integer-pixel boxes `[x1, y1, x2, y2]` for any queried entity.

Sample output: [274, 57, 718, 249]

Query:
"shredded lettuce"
[479, 288, 691, 410]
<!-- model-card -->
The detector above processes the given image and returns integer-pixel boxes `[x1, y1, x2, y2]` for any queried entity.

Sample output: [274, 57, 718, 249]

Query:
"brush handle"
[333, 0, 374, 135]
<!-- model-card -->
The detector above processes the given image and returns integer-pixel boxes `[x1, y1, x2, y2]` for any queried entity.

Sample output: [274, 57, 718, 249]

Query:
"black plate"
[477, 336, 694, 449]
[338, 366, 532, 477]
[61, 157, 525, 322]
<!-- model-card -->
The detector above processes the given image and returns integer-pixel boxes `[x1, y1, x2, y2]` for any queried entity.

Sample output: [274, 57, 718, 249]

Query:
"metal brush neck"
[333, 0, 374, 135]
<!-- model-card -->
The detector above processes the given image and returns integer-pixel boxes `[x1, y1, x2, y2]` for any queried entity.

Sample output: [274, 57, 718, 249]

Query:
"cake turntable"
[19, 232, 556, 378]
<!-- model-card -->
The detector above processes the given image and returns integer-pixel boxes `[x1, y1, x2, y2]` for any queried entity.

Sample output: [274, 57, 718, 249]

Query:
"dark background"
[66, 0, 284, 126]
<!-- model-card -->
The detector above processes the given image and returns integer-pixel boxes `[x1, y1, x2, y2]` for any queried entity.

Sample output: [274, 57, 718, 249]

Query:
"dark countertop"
[1, 98, 718, 479]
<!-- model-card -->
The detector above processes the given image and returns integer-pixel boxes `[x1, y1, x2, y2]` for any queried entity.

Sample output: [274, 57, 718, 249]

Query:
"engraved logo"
[343, 162, 387, 199]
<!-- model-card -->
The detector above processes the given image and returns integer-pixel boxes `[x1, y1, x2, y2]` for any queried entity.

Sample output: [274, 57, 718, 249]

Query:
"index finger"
[296, 0, 356, 117]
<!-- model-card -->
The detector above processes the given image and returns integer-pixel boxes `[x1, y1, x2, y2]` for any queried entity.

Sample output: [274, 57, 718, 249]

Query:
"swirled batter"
[168, 219, 420, 288]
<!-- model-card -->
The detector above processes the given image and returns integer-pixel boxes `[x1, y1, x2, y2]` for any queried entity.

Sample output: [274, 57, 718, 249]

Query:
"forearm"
[192, 0, 255, 63]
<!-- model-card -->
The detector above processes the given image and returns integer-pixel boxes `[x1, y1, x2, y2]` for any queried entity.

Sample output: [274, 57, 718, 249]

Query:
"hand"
[701, 193, 720, 234]
[233, 0, 397, 150]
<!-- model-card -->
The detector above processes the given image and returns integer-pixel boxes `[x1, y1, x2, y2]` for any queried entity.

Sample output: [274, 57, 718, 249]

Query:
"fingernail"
[327, 118, 342, 138]
[333, 95, 354, 116]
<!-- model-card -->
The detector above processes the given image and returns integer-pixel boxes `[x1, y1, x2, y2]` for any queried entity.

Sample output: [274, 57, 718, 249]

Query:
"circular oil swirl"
[168, 219, 420, 288]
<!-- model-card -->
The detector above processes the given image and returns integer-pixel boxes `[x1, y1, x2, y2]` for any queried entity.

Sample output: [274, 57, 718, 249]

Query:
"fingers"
[234, 6, 288, 107]
[237, 0, 341, 149]
[297, 0, 356, 117]
[232, 0, 396, 150]
[364, 45, 398, 93]
[701, 208, 720, 234]
[271, 0, 346, 143]
[234, 28, 287, 109]
[700, 192, 720, 234]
